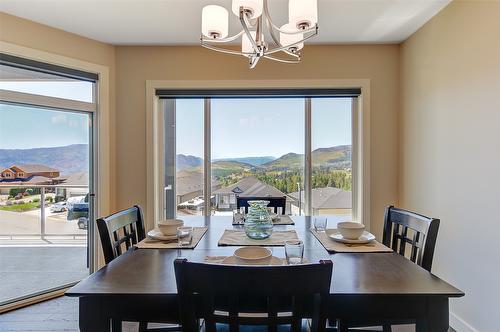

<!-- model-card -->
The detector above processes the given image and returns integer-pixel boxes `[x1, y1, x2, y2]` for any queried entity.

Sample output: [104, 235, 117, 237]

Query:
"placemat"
[232, 214, 295, 225]
[136, 227, 208, 249]
[218, 229, 299, 246]
[310, 228, 393, 253]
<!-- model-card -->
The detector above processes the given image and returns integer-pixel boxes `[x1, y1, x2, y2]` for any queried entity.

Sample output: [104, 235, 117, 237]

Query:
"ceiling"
[0, 0, 451, 45]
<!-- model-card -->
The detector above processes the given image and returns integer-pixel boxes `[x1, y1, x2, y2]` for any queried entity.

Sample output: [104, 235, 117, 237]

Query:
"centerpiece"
[244, 200, 274, 239]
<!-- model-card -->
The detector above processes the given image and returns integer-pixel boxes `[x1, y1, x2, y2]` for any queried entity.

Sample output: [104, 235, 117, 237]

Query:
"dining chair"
[174, 259, 333, 332]
[236, 196, 287, 214]
[96, 205, 180, 332]
[334, 205, 440, 332]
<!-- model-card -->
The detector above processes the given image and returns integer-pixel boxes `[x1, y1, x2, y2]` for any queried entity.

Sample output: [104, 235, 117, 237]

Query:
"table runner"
[218, 229, 299, 246]
[136, 227, 208, 249]
[310, 228, 393, 253]
[232, 214, 295, 225]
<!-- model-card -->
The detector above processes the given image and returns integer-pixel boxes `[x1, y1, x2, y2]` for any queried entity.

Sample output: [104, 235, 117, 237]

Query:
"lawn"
[0, 202, 40, 212]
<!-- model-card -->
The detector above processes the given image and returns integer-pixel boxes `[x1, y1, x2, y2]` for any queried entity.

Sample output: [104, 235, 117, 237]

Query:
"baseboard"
[450, 311, 478, 332]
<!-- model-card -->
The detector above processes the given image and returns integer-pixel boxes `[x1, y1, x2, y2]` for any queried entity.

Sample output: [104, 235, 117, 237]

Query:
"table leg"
[417, 297, 449, 332]
[79, 297, 110, 332]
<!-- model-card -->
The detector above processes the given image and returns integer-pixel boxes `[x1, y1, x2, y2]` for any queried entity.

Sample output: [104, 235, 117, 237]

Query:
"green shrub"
[33, 198, 40, 203]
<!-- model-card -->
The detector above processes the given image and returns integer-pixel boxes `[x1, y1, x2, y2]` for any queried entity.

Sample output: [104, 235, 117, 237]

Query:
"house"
[288, 187, 352, 216]
[212, 176, 286, 211]
[0, 164, 62, 194]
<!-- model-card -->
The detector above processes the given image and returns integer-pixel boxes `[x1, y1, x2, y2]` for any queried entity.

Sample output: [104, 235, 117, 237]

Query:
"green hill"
[263, 145, 351, 170]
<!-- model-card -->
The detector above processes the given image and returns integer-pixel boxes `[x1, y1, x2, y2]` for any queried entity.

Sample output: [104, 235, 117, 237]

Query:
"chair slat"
[236, 196, 287, 214]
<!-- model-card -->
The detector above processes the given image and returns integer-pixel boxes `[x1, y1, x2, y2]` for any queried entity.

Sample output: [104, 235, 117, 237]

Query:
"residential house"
[288, 187, 352, 217]
[212, 176, 286, 211]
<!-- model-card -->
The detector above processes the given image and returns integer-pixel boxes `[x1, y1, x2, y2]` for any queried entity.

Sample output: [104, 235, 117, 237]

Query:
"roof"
[289, 187, 352, 209]
[213, 176, 285, 198]
[57, 172, 89, 186]
[14, 164, 60, 173]
[0, 175, 55, 185]
[176, 171, 220, 196]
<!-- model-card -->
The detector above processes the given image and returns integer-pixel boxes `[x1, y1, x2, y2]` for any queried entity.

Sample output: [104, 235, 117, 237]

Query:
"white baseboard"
[450, 311, 478, 332]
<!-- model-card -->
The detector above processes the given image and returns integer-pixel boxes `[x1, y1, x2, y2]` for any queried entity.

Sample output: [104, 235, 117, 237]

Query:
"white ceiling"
[0, 0, 451, 45]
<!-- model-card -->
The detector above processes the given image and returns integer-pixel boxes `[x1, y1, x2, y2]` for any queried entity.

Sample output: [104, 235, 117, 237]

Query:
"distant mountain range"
[0, 144, 89, 175]
[176, 145, 351, 173]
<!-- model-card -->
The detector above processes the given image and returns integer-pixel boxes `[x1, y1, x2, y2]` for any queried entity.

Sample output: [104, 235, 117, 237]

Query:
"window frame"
[146, 79, 371, 232]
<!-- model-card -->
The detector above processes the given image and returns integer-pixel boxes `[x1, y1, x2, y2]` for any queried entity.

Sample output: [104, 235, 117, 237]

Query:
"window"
[0, 54, 97, 306]
[161, 90, 360, 220]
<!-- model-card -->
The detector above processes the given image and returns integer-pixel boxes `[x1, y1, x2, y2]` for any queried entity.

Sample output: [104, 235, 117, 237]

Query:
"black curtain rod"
[156, 88, 361, 99]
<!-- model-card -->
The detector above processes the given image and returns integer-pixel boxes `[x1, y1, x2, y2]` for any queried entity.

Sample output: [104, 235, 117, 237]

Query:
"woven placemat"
[218, 229, 299, 246]
[232, 214, 295, 225]
[310, 228, 393, 253]
[136, 227, 208, 249]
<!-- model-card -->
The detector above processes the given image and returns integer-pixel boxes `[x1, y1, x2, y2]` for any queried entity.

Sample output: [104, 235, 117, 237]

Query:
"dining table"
[66, 216, 464, 332]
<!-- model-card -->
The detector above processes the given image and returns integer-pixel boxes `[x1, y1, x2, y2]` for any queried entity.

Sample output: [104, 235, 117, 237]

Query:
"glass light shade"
[289, 0, 318, 28]
[280, 23, 304, 51]
[232, 0, 263, 19]
[242, 31, 264, 54]
[202, 5, 229, 39]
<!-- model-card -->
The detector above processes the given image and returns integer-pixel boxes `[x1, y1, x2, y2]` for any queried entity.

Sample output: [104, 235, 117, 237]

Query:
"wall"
[115, 45, 400, 235]
[0, 12, 117, 210]
[400, 1, 500, 331]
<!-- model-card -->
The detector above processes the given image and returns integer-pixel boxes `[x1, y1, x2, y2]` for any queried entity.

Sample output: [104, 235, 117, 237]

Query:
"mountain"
[213, 156, 276, 166]
[263, 145, 352, 170]
[176, 154, 203, 171]
[0, 144, 89, 175]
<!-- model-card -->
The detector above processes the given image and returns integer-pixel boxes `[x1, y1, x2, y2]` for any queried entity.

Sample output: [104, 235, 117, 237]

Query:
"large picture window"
[160, 90, 360, 220]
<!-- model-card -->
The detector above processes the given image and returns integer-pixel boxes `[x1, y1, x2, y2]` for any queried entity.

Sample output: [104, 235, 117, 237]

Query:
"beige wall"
[0, 12, 117, 210]
[400, 1, 500, 331]
[115, 45, 400, 235]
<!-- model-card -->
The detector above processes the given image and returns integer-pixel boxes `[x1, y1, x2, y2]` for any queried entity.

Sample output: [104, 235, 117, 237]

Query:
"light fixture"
[200, 0, 319, 69]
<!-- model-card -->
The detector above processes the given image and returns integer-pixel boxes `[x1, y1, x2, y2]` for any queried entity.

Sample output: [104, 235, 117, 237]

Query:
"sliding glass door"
[162, 94, 356, 220]
[0, 57, 97, 307]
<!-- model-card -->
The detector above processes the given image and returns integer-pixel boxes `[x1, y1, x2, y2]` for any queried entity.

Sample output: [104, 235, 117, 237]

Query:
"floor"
[0, 297, 441, 332]
[0, 247, 88, 304]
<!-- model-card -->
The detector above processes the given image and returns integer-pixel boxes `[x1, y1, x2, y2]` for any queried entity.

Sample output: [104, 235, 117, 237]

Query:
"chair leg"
[336, 320, 348, 332]
[138, 321, 148, 332]
[382, 323, 392, 332]
[112, 319, 122, 332]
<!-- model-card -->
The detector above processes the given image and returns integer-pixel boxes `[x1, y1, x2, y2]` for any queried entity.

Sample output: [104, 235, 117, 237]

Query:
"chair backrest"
[382, 205, 440, 272]
[236, 196, 287, 214]
[174, 259, 332, 332]
[96, 205, 146, 264]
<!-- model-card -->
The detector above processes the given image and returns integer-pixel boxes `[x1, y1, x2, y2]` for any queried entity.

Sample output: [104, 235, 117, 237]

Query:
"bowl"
[337, 221, 365, 240]
[234, 246, 272, 264]
[157, 219, 183, 236]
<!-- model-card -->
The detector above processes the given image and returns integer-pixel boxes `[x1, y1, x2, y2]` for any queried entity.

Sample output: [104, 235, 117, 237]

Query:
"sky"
[175, 98, 352, 159]
[0, 103, 90, 149]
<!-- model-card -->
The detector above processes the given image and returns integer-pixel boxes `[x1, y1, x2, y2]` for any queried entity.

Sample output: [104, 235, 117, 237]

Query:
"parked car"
[50, 202, 67, 213]
[77, 217, 88, 230]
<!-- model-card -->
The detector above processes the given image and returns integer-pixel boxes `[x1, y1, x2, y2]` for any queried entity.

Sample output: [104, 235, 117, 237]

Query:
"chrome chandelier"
[200, 0, 319, 69]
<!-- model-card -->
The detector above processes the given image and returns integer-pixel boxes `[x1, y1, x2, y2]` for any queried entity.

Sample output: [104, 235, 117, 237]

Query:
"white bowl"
[157, 219, 183, 236]
[234, 246, 272, 263]
[337, 221, 365, 240]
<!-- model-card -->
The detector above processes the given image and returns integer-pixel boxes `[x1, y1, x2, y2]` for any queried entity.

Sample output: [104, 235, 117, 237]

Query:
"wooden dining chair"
[335, 205, 440, 332]
[174, 259, 333, 332]
[236, 196, 287, 214]
[96, 205, 179, 332]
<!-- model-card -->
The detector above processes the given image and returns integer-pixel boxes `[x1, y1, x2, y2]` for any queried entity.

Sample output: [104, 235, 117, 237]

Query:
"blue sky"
[176, 98, 352, 159]
[0, 103, 90, 149]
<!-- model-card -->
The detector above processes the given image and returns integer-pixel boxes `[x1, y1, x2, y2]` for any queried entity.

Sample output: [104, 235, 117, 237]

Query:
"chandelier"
[200, 0, 319, 69]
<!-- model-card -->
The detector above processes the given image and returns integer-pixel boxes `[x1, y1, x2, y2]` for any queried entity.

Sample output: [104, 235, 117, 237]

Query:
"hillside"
[263, 145, 352, 170]
[213, 156, 275, 166]
[176, 154, 203, 171]
[0, 144, 89, 175]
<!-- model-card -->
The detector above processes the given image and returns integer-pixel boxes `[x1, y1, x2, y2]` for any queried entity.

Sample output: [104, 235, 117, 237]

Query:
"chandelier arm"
[240, 8, 260, 54]
[262, 6, 298, 59]
[201, 30, 245, 43]
[201, 43, 253, 57]
[265, 30, 318, 56]
[264, 55, 301, 64]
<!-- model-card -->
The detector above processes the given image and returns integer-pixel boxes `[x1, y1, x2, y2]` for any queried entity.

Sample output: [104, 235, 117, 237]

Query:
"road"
[0, 209, 86, 236]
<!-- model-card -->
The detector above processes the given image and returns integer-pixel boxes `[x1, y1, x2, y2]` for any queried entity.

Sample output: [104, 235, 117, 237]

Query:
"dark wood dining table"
[66, 216, 464, 332]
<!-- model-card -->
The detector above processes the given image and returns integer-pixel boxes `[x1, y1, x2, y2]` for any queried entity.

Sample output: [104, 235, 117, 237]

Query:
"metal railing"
[0, 184, 89, 239]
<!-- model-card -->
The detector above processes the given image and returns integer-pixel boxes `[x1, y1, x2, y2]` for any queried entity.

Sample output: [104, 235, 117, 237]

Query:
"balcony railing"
[0, 184, 89, 240]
